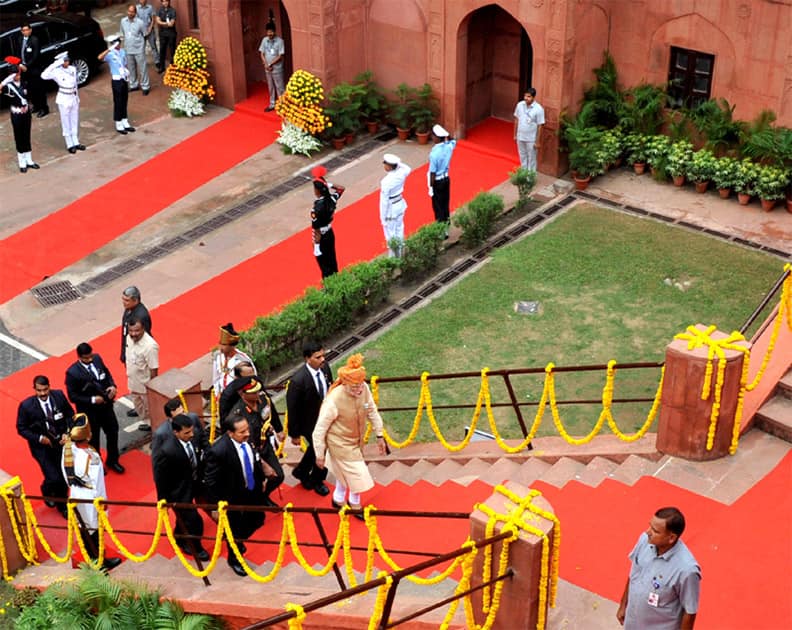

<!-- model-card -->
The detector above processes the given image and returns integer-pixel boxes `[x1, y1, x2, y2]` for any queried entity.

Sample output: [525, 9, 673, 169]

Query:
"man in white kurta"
[41, 51, 83, 152]
[125, 320, 159, 430]
[379, 153, 411, 258]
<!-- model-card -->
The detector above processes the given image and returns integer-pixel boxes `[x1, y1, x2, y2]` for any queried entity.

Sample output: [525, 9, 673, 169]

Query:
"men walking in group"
[155, 0, 177, 73]
[121, 4, 150, 95]
[513, 87, 545, 171]
[41, 51, 84, 154]
[120, 286, 152, 365]
[16, 22, 48, 117]
[203, 416, 266, 577]
[617, 507, 701, 630]
[65, 342, 124, 474]
[286, 341, 332, 496]
[427, 124, 457, 233]
[259, 19, 285, 111]
[125, 319, 159, 431]
[379, 153, 411, 258]
[136, 0, 158, 62]
[98, 34, 136, 136]
[16, 375, 74, 517]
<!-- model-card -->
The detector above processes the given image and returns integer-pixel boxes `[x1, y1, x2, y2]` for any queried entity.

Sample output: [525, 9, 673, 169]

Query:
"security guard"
[427, 124, 457, 231]
[379, 153, 411, 258]
[41, 51, 85, 154]
[98, 33, 136, 135]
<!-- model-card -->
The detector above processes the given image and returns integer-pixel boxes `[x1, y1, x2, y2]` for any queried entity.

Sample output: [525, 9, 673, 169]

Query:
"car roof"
[1, 11, 97, 33]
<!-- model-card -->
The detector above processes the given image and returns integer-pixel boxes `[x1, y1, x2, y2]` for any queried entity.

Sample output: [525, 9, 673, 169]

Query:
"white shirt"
[212, 348, 255, 395]
[514, 100, 545, 142]
[233, 440, 255, 488]
[379, 162, 411, 220]
[306, 364, 327, 398]
[126, 332, 159, 393]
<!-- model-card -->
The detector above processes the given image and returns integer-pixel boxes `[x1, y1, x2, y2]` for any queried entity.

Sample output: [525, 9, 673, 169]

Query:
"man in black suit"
[16, 22, 48, 117]
[203, 416, 266, 577]
[286, 341, 332, 496]
[65, 342, 125, 474]
[16, 375, 74, 516]
[152, 414, 209, 560]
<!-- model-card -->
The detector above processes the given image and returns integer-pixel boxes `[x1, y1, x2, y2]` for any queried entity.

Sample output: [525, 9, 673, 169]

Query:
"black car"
[0, 0, 96, 16]
[0, 12, 105, 95]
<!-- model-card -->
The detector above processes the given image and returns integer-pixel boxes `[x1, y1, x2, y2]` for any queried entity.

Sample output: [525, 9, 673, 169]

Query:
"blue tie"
[241, 443, 254, 491]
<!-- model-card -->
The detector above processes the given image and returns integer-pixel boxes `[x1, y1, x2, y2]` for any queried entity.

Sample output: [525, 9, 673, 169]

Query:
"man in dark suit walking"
[65, 342, 125, 474]
[16, 22, 48, 117]
[286, 341, 332, 496]
[203, 416, 266, 577]
[16, 375, 74, 516]
[152, 414, 209, 560]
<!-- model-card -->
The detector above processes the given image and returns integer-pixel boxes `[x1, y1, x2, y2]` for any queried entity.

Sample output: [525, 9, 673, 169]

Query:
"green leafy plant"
[732, 158, 760, 195]
[453, 191, 505, 247]
[399, 222, 448, 281]
[509, 166, 538, 210]
[410, 83, 439, 134]
[596, 127, 624, 167]
[624, 132, 649, 164]
[645, 134, 671, 167]
[325, 82, 366, 136]
[568, 127, 606, 178]
[390, 83, 416, 130]
[686, 149, 717, 184]
[353, 70, 388, 123]
[688, 98, 746, 155]
[581, 52, 625, 128]
[711, 156, 739, 190]
[665, 140, 693, 178]
[620, 83, 666, 136]
[753, 164, 789, 200]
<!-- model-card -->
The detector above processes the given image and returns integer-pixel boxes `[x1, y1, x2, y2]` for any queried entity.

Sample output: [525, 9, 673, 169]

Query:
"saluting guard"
[379, 153, 411, 258]
[1, 57, 39, 173]
[98, 33, 136, 135]
[310, 165, 344, 279]
[427, 123, 457, 233]
[41, 51, 85, 154]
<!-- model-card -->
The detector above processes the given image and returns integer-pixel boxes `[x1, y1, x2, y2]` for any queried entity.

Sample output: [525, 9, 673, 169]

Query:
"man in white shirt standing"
[125, 318, 159, 431]
[513, 87, 545, 171]
[258, 19, 285, 111]
[379, 153, 411, 258]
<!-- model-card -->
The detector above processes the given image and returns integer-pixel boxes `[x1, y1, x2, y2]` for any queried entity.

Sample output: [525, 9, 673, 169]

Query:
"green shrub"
[399, 221, 447, 281]
[453, 191, 504, 247]
[509, 167, 538, 211]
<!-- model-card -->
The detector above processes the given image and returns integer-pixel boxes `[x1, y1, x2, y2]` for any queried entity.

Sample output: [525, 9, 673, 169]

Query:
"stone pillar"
[657, 324, 751, 460]
[146, 368, 204, 432]
[0, 474, 30, 577]
[469, 481, 556, 630]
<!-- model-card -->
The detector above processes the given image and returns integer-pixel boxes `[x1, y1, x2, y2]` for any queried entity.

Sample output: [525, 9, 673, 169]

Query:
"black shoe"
[228, 556, 247, 577]
[126, 409, 139, 417]
[108, 462, 125, 474]
[117, 129, 127, 135]
[28, 163, 40, 169]
[19, 167, 27, 173]
[156, 65, 163, 73]
[138, 423, 151, 432]
[300, 479, 315, 491]
[349, 507, 365, 522]
[44, 499, 56, 508]
[262, 497, 279, 508]
[331, 499, 346, 510]
[129, 86, 140, 92]
[142, 89, 150, 96]
[125, 126, 136, 132]
[57, 507, 68, 519]
[68, 147, 77, 154]
[102, 557, 122, 571]
[75, 144, 86, 151]
[313, 484, 330, 497]
[236, 541, 247, 554]
[265, 106, 274, 112]
[36, 110, 48, 118]
[181, 547, 210, 561]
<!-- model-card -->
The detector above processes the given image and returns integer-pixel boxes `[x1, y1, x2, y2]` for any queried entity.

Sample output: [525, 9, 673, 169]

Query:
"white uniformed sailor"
[379, 153, 411, 258]
[41, 51, 84, 153]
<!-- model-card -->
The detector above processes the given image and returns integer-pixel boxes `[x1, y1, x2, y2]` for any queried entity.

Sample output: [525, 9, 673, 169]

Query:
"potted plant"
[733, 158, 759, 206]
[354, 70, 388, 134]
[325, 82, 365, 144]
[686, 149, 717, 193]
[645, 134, 671, 176]
[665, 140, 693, 186]
[390, 83, 416, 140]
[597, 127, 624, 170]
[410, 83, 439, 144]
[753, 164, 789, 211]
[712, 156, 738, 198]
[568, 127, 605, 190]
[624, 133, 649, 173]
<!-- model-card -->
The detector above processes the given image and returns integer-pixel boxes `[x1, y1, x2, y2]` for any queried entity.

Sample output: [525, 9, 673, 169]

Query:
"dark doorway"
[241, 0, 292, 94]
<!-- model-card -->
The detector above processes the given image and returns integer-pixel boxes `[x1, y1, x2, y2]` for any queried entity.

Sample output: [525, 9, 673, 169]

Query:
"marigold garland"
[209, 388, 218, 444]
[275, 69, 330, 135]
[368, 572, 393, 630]
[285, 603, 306, 630]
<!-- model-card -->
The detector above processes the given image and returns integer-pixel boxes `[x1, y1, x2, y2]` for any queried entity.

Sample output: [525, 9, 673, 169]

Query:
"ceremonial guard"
[427, 124, 457, 231]
[379, 153, 411, 258]
[309, 165, 344, 279]
[212, 323, 255, 397]
[1, 57, 39, 172]
[41, 51, 85, 154]
[98, 33, 136, 135]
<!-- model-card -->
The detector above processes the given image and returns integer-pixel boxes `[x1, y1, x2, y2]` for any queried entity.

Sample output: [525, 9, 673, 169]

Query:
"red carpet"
[465, 118, 517, 162]
[234, 82, 278, 120]
[0, 112, 280, 305]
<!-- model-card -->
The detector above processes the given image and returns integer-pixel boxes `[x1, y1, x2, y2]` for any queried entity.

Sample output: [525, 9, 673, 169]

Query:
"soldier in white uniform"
[379, 153, 411, 258]
[41, 51, 84, 154]
[212, 322, 256, 398]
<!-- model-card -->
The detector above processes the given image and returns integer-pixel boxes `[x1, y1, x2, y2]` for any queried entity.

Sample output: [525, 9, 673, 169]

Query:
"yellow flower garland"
[286, 602, 306, 629]
[368, 572, 393, 630]
[209, 389, 218, 444]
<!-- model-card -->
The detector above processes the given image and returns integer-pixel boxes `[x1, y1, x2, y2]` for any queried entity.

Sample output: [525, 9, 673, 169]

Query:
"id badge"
[99, 372, 106, 379]
[54, 411, 64, 420]
[647, 592, 659, 607]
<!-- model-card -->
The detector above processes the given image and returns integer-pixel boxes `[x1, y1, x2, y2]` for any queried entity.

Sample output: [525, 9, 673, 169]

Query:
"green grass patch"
[337, 204, 783, 442]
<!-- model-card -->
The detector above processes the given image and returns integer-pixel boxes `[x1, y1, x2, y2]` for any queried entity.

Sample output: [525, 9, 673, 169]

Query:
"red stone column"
[657, 324, 750, 460]
[469, 481, 556, 630]
[146, 368, 203, 432]
[0, 474, 30, 577]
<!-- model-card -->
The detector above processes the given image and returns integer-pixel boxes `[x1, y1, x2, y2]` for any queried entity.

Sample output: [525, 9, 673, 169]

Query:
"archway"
[461, 4, 532, 127]
[240, 1, 293, 103]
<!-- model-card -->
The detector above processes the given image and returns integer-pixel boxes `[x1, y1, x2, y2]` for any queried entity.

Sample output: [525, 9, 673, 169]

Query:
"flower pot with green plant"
[325, 82, 365, 141]
[733, 158, 759, 205]
[645, 134, 671, 175]
[753, 164, 789, 211]
[410, 83, 439, 144]
[568, 127, 605, 189]
[597, 127, 624, 170]
[711, 156, 738, 198]
[353, 70, 388, 133]
[665, 140, 693, 185]
[624, 133, 649, 173]
[686, 149, 717, 192]
[390, 82, 416, 139]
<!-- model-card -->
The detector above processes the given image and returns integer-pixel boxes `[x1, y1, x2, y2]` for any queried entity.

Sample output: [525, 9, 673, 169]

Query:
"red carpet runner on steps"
[0, 112, 280, 304]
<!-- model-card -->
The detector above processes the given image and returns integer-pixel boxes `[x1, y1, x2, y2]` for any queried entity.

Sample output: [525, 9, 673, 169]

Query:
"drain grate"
[31, 280, 82, 306]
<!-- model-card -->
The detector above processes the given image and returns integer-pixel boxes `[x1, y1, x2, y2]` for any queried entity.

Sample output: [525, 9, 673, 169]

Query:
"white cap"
[54, 51, 69, 62]
[432, 124, 449, 137]
[383, 153, 400, 166]
[106, 33, 122, 45]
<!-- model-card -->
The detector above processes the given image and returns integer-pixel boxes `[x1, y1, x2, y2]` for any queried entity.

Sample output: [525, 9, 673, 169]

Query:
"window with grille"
[667, 47, 714, 108]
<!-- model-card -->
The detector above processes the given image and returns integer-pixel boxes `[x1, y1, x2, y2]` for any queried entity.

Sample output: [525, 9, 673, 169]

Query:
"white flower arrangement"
[168, 88, 206, 118]
[277, 121, 323, 156]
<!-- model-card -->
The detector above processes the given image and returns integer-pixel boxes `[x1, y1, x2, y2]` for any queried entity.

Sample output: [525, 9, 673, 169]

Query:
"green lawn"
[335, 204, 784, 442]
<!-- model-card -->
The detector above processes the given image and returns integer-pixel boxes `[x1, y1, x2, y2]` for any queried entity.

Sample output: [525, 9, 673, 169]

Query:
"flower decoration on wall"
[164, 36, 216, 116]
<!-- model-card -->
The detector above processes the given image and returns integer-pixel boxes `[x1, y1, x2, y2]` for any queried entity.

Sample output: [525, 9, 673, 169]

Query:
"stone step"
[422, 459, 465, 486]
[755, 394, 792, 443]
[513, 458, 553, 488]
[456, 457, 491, 485]
[539, 457, 588, 488]
[476, 457, 524, 486]
[373, 461, 413, 486]
[777, 369, 792, 398]
[609, 454, 668, 486]
[400, 460, 438, 486]
[576, 456, 620, 487]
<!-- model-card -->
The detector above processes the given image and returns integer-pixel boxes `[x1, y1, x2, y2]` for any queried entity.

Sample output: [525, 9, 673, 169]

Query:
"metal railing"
[739, 266, 791, 338]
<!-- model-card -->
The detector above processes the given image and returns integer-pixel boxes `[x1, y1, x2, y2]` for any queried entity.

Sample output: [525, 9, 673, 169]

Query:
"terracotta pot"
[694, 181, 708, 194]
[574, 175, 592, 191]
[396, 127, 411, 141]
[718, 188, 731, 199]
[331, 137, 345, 150]
[633, 162, 646, 175]
[415, 131, 430, 145]
[344, 132, 355, 145]
[672, 175, 685, 187]
[650, 166, 658, 176]
[737, 192, 751, 206]
[787, 198, 792, 213]
[760, 198, 776, 212]
[614, 157, 623, 168]
[366, 120, 379, 134]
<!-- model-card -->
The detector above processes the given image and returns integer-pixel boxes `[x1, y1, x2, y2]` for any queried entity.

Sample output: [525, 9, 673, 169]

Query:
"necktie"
[22, 39, 27, 63]
[45, 401, 54, 420]
[186, 442, 197, 469]
[241, 443, 254, 491]
[87, 363, 99, 380]
[315, 370, 325, 398]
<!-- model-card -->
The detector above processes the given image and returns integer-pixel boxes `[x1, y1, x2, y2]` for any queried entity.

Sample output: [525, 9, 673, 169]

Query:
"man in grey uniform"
[258, 20, 285, 111]
[121, 4, 150, 95]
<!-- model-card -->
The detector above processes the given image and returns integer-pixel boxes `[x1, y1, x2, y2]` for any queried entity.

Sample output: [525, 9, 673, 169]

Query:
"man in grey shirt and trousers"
[121, 4, 150, 94]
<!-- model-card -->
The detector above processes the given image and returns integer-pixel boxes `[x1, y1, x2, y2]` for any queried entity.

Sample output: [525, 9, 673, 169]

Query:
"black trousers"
[87, 407, 120, 465]
[316, 228, 338, 278]
[158, 29, 177, 68]
[260, 440, 284, 501]
[111, 79, 128, 121]
[10, 111, 32, 153]
[292, 436, 328, 488]
[431, 177, 451, 223]
[24, 71, 47, 113]
[29, 443, 68, 506]
[226, 489, 266, 542]
[173, 505, 205, 551]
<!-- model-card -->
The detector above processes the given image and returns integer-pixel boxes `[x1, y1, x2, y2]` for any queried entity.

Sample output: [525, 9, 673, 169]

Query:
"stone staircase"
[754, 368, 792, 443]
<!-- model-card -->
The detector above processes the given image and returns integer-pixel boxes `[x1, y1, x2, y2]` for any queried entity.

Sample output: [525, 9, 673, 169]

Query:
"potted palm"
[666, 140, 693, 186]
[686, 149, 717, 193]
[568, 127, 605, 190]
[325, 82, 365, 145]
[712, 157, 738, 198]
[390, 83, 416, 141]
[410, 83, 439, 144]
[753, 164, 789, 211]
[354, 70, 388, 134]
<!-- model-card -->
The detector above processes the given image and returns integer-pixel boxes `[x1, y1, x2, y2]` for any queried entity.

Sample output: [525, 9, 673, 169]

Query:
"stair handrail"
[739, 266, 791, 337]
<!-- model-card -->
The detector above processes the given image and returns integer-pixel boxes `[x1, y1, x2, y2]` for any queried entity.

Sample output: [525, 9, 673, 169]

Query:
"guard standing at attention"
[379, 153, 411, 258]
[1, 57, 39, 172]
[427, 124, 457, 234]
[98, 33, 136, 135]
[41, 51, 85, 154]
